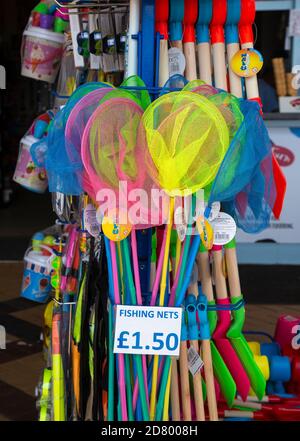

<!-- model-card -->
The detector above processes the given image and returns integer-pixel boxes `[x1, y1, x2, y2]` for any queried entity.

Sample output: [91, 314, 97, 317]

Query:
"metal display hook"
[54, 0, 129, 14]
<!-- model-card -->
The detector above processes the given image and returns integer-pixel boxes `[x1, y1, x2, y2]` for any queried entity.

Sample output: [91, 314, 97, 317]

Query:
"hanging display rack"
[54, 0, 129, 14]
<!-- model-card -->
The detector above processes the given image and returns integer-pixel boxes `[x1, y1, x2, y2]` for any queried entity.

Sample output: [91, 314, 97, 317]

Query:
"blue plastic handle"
[181, 309, 188, 341]
[197, 288, 211, 340]
[185, 294, 198, 340]
[175, 235, 201, 307]
[169, 0, 185, 42]
[196, 0, 213, 44]
[225, 0, 241, 44]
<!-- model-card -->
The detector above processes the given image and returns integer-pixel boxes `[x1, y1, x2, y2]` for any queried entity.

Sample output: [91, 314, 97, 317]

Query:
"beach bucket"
[13, 135, 48, 193]
[21, 26, 64, 83]
[21, 245, 55, 303]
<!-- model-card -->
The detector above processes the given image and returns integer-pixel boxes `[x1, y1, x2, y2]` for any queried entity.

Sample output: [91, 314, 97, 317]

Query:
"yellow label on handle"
[102, 214, 132, 242]
[196, 216, 214, 250]
[231, 48, 263, 78]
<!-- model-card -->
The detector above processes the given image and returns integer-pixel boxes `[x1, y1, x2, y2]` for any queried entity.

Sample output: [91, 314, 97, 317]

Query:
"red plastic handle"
[210, 0, 227, 44]
[239, 0, 255, 45]
[155, 0, 169, 39]
[183, 0, 198, 43]
[274, 407, 300, 421]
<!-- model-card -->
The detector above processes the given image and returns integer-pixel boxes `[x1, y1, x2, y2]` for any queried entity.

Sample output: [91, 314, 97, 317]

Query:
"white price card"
[211, 212, 237, 246]
[113, 305, 182, 356]
[188, 346, 204, 376]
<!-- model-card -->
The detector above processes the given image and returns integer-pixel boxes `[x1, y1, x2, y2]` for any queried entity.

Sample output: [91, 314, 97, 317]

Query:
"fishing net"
[208, 99, 277, 233]
[45, 82, 112, 195]
[160, 74, 188, 95]
[182, 79, 209, 92]
[180, 87, 275, 232]
[142, 91, 230, 197]
[65, 88, 113, 199]
[120, 75, 151, 110]
[81, 97, 166, 229]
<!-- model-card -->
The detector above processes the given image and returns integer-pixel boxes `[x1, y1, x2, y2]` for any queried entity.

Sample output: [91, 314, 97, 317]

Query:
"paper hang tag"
[83, 204, 101, 238]
[102, 211, 132, 242]
[230, 48, 263, 78]
[168, 47, 186, 76]
[188, 346, 204, 377]
[211, 212, 236, 246]
[196, 216, 214, 250]
[194, 199, 220, 223]
[208, 201, 221, 222]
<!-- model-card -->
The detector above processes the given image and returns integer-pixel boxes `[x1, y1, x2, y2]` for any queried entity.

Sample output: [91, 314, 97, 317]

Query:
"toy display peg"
[155, 0, 170, 86]
[210, 0, 228, 90]
[225, 0, 243, 97]
[196, 0, 213, 84]
[183, 0, 198, 81]
[169, 0, 185, 50]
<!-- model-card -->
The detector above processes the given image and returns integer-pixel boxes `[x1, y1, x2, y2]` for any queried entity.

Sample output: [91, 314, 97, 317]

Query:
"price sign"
[113, 305, 182, 356]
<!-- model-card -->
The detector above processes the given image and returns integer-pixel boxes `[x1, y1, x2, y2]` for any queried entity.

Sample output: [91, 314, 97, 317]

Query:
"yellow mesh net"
[142, 91, 230, 196]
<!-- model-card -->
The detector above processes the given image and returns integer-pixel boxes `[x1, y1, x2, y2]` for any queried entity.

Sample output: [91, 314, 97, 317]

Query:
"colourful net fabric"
[208, 100, 277, 233]
[142, 91, 230, 196]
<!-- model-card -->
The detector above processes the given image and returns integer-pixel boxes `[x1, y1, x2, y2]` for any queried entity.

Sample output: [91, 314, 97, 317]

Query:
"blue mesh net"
[208, 99, 277, 233]
[65, 87, 113, 197]
[160, 74, 188, 95]
[45, 83, 109, 195]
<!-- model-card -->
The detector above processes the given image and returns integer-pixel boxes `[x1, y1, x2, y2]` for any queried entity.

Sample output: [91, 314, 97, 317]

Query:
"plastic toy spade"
[155, 0, 169, 86]
[169, 0, 185, 50]
[196, 0, 213, 84]
[225, 238, 267, 400]
[225, 0, 243, 97]
[183, 0, 198, 81]
[210, 0, 227, 90]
